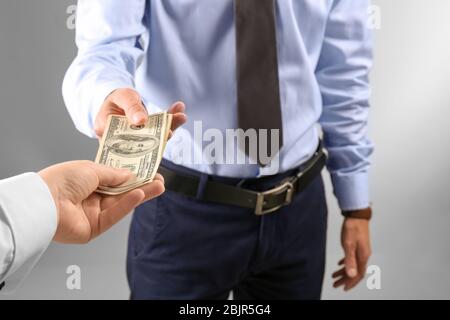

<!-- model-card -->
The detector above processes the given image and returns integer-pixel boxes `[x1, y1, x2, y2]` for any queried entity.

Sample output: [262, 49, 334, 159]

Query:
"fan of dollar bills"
[94, 112, 172, 195]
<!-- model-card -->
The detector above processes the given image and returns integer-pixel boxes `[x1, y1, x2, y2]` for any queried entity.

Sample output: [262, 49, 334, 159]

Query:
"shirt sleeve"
[62, 0, 148, 138]
[316, 0, 375, 211]
[0, 173, 57, 293]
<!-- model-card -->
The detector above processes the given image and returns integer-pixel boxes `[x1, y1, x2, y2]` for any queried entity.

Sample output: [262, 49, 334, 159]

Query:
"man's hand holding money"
[94, 88, 187, 139]
[92, 88, 187, 195]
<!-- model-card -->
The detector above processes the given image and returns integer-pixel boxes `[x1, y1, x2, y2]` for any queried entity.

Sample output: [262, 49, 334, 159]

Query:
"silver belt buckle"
[254, 180, 294, 215]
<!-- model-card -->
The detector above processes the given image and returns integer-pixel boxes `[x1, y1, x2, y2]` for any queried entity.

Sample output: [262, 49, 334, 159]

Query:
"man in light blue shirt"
[63, 0, 374, 299]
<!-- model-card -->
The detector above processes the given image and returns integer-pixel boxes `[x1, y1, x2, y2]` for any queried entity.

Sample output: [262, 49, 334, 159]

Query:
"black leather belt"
[158, 142, 327, 215]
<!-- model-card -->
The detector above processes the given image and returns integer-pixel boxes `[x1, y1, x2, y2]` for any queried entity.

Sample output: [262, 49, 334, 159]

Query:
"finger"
[343, 241, 358, 278]
[166, 114, 187, 140]
[171, 113, 188, 131]
[168, 101, 187, 131]
[98, 179, 164, 234]
[97, 189, 146, 236]
[91, 164, 133, 188]
[136, 178, 165, 203]
[110, 88, 148, 125]
[333, 277, 349, 288]
[356, 244, 371, 276]
[338, 258, 345, 266]
[344, 275, 364, 291]
[332, 268, 346, 279]
[154, 173, 165, 184]
[168, 101, 185, 114]
[342, 245, 371, 291]
[99, 173, 165, 209]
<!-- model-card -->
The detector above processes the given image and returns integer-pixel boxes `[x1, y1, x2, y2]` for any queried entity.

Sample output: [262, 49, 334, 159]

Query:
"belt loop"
[196, 173, 209, 199]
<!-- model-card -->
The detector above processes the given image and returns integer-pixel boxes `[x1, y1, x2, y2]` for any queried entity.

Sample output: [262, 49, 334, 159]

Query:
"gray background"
[0, 0, 449, 299]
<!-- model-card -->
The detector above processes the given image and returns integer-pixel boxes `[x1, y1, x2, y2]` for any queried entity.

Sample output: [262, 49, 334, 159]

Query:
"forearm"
[62, 0, 147, 138]
[317, 0, 374, 211]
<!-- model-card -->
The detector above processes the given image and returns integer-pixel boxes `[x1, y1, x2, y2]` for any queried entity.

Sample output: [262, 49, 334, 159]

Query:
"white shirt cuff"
[0, 173, 57, 293]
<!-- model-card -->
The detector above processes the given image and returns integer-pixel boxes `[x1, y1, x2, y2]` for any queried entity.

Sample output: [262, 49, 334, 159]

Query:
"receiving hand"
[38, 160, 165, 243]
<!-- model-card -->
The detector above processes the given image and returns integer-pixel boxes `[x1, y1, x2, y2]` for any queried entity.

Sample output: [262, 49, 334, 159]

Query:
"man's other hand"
[94, 88, 187, 138]
[38, 161, 165, 243]
[332, 217, 372, 291]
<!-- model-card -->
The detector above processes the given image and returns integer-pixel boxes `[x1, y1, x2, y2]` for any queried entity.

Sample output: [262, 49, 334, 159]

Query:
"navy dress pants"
[127, 160, 328, 300]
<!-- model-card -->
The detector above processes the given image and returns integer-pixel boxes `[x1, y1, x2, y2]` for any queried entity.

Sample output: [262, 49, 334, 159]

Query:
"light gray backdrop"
[0, 0, 449, 299]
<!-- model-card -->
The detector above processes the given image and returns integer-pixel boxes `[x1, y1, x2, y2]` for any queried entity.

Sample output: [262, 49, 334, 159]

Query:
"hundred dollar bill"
[94, 112, 172, 195]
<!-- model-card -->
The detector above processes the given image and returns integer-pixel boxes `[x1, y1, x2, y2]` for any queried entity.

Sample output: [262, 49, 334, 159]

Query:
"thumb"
[343, 242, 358, 278]
[91, 164, 133, 188]
[109, 88, 148, 125]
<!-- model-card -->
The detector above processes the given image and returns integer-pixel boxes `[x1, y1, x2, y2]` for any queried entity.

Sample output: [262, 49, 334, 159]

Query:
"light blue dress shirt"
[63, 0, 374, 211]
